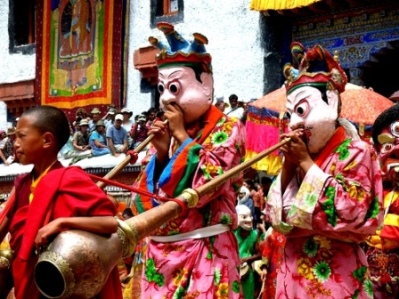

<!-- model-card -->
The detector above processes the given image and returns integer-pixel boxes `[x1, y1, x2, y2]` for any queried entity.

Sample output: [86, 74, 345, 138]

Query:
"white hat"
[121, 108, 131, 114]
[115, 114, 123, 121]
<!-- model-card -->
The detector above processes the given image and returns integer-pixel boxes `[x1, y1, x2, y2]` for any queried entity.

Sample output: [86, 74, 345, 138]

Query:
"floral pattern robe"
[131, 106, 246, 299]
[267, 132, 383, 299]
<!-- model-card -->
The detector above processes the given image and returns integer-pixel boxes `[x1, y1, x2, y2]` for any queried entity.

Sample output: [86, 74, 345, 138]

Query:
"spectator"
[214, 99, 228, 112]
[89, 120, 110, 156]
[260, 176, 273, 201]
[155, 110, 165, 122]
[0, 129, 8, 165]
[225, 94, 245, 121]
[129, 114, 148, 150]
[106, 114, 128, 156]
[88, 107, 101, 132]
[121, 108, 134, 132]
[72, 119, 91, 152]
[75, 107, 88, 120]
[122, 208, 134, 220]
[59, 122, 76, 158]
[121, 108, 134, 148]
[0, 129, 7, 149]
[244, 179, 264, 225]
[1, 128, 16, 165]
[236, 185, 255, 220]
[146, 107, 157, 127]
[103, 107, 117, 130]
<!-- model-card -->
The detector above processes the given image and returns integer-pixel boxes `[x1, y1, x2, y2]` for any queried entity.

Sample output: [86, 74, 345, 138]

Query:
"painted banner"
[35, 0, 122, 112]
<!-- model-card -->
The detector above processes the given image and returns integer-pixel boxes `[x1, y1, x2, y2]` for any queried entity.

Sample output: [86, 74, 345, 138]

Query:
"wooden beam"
[308, 1, 331, 14]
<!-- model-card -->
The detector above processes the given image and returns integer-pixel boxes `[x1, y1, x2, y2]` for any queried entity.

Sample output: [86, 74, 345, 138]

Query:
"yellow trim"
[384, 214, 399, 227]
[250, 0, 321, 11]
[244, 150, 283, 176]
[30, 160, 58, 203]
[384, 190, 399, 208]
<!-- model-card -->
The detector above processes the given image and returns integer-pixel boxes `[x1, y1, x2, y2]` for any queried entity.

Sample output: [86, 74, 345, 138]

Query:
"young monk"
[0, 105, 122, 299]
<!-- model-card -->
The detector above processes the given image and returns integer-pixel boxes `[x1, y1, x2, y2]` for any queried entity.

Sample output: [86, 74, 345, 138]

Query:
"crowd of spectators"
[0, 105, 165, 166]
[0, 128, 17, 165]
[1, 94, 247, 166]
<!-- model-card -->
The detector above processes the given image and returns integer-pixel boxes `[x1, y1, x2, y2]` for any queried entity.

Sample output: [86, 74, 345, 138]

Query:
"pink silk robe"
[132, 106, 246, 298]
[267, 135, 384, 298]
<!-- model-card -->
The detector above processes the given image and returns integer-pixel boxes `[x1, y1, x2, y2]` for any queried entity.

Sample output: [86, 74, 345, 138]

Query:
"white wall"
[0, 0, 36, 129]
[127, 1, 264, 113]
[0, 0, 264, 128]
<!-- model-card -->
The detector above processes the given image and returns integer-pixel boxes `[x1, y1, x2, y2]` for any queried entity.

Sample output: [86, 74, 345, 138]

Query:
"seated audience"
[89, 120, 111, 156]
[129, 114, 148, 150]
[106, 114, 128, 156]
[1, 128, 16, 165]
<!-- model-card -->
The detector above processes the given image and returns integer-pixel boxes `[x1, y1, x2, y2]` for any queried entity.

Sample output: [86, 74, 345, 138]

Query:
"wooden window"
[165, 0, 179, 15]
[152, 0, 183, 25]
[9, 0, 36, 54]
[156, 0, 179, 16]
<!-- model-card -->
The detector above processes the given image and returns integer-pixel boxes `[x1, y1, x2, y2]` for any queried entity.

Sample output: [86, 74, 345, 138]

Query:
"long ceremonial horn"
[96, 120, 168, 189]
[34, 138, 290, 299]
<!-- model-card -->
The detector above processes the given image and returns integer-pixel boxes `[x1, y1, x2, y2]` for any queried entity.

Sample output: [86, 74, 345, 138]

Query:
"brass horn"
[34, 138, 290, 298]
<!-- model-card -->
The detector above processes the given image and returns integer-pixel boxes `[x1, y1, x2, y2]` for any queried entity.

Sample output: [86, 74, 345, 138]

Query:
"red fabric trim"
[314, 126, 346, 167]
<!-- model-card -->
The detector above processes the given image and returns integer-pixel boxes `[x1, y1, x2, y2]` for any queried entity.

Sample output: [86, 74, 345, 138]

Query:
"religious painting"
[35, 0, 122, 111]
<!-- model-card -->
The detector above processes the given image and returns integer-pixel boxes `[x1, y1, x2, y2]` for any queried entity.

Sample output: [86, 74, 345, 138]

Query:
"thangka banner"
[35, 0, 122, 110]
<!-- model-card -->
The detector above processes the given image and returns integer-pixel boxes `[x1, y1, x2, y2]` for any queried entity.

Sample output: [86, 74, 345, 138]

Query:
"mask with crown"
[149, 22, 214, 124]
[284, 43, 348, 153]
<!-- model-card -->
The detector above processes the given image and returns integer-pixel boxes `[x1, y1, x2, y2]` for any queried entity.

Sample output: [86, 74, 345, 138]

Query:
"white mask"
[236, 204, 253, 231]
[286, 86, 339, 153]
[158, 66, 213, 124]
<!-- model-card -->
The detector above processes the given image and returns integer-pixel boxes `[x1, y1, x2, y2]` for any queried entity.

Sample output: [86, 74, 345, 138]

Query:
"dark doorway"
[360, 40, 399, 99]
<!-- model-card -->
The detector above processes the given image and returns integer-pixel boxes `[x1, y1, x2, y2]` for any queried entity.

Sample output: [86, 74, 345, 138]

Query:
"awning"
[250, 0, 322, 11]
[0, 80, 36, 116]
[133, 46, 160, 85]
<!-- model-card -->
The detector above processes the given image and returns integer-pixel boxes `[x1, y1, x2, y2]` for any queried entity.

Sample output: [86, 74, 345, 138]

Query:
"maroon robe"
[8, 161, 122, 299]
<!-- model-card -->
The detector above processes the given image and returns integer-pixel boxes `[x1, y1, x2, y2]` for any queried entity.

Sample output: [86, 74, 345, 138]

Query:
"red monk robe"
[7, 161, 122, 299]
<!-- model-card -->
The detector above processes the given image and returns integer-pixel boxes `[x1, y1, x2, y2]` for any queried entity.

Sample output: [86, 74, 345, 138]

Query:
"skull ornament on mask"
[236, 204, 253, 231]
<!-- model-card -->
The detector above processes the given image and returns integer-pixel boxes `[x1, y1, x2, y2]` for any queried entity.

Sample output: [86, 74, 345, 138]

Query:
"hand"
[280, 129, 312, 169]
[163, 103, 189, 144]
[261, 268, 268, 281]
[35, 218, 64, 253]
[148, 119, 171, 159]
[126, 150, 138, 164]
[257, 222, 266, 233]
